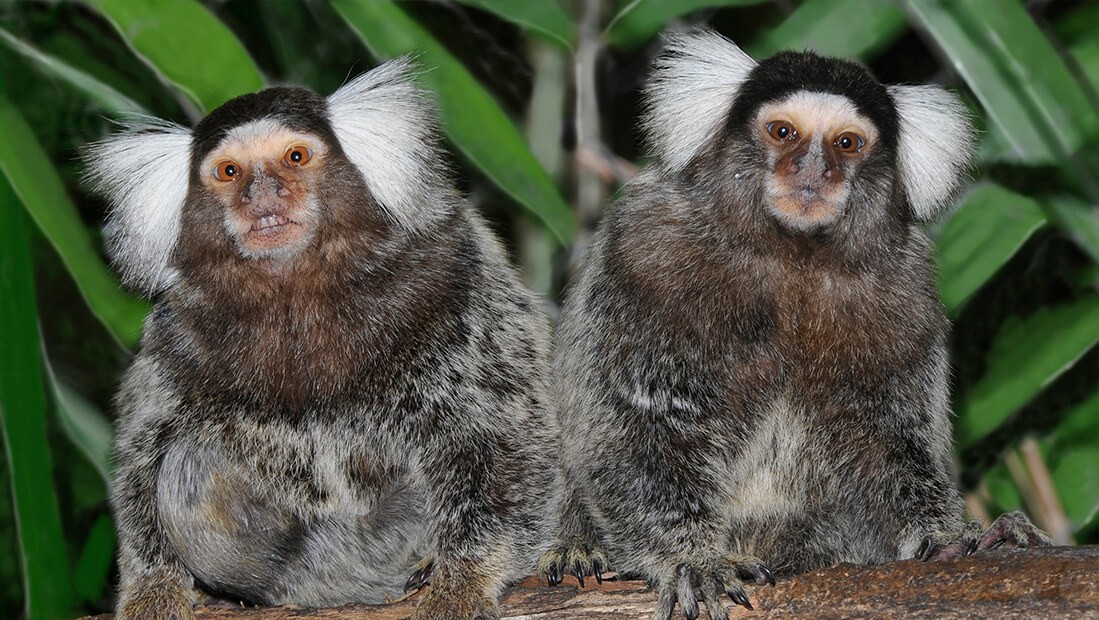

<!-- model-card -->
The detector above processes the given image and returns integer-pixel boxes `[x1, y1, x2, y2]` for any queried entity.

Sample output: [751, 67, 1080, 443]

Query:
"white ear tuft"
[643, 30, 758, 173]
[84, 117, 191, 296]
[327, 57, 453, 231]
[889, 85, 977, 220]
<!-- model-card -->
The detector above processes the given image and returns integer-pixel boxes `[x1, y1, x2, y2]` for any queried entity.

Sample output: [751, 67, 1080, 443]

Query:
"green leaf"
[84, 0, 265, 112]
[456, 0, 573, 49]
[1047, 390, 1099, 533]
[904, 0, 1099, 165]
[1042, 195, 1099, 265]
[0, 95, 148, 347]
[935, 184, 1048, 316]
[747, 0, 907, 60]
[0, 180, 75, 620]
[332, 0, 576, 245]
[73, 514, 116, 605]
[955, 295, 1099, 449]
[606, 0, 767, 50]
[44, 358, 113, 484]
[0, 27, 146, 115]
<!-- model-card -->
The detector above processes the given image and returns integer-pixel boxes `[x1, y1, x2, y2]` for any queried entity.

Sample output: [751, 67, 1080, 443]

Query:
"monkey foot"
[653, 553, 775, 620]
[405, 557, 434, 592]
[918, 511, 1054, 561]
[410, 566, 500, 620]
[537, 539, 609, 587]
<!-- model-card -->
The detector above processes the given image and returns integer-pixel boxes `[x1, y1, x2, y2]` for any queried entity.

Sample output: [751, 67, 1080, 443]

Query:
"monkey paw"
[412, 584, 499, 620]
[653, 553, 775, 620]
[405, 557, 435, 592]
[537, 539, 609, 587]
[917, 511, 1054, 561]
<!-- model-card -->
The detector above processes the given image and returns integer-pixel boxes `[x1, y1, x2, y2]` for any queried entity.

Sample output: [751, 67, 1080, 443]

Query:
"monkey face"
[198, 118, 325, 263]
[755, 92, 879, 231]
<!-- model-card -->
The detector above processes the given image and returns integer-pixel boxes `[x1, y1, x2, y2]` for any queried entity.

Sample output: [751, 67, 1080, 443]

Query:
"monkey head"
[643, 32, 976, 236]
[84, 59, 453, 295]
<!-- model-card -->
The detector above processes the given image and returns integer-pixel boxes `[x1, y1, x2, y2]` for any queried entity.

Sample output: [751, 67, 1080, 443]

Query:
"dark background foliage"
[0, 1, 1096, 618]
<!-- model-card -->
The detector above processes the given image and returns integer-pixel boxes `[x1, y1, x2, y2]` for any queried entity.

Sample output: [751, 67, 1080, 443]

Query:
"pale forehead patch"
[204, 118, 326, 167]
[756, 92, 879, 141]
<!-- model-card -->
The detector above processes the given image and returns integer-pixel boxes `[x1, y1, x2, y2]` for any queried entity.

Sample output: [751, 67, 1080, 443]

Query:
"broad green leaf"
[905, 0, 1099, 165]
[935, 184, 1048, 315]
[73, 514, 116, 604]
[747, 0, 907, 60]
[1042, 195, 1099, 265]
[84, 0, 265, 112]
[1048, 390, 1099, 533]
[0, 27, 145, 115]
[956, 295, 1099, 449]
[1066, 22, 1099, 91]
[44, 357, 113, 483]
[0, 183, 74, 620]
[332, 0, 576, 245]
[0, 95, 148, 347]
[456, 0, 573, 49]
[606, 0, 766, 50]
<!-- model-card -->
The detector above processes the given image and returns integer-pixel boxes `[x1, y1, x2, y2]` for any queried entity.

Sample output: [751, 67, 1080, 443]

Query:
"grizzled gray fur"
[86, 58, 557, 620]
[539, 32, 1049, 620]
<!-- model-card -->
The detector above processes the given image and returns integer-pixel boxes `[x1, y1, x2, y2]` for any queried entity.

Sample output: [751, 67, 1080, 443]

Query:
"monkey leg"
[537, 486, 609, 587]
[917, 511, 1053, 561]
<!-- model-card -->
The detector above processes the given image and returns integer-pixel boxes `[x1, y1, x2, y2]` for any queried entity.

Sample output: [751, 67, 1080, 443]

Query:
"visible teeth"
[253, 215, 289, 231]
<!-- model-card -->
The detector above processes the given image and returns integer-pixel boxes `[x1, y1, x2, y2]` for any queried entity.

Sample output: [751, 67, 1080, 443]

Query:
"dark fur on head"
[540, 31, 1045, 620]
[88, 58, 558, 620]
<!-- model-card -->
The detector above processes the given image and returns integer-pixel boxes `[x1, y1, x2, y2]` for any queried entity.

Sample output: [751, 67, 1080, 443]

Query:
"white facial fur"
[84, 117, 191, 296]
[889, 85, 977, 220]
[643, 31, 758, 174]
[327, 57, 454, 231]
[755, 92, 879, 149]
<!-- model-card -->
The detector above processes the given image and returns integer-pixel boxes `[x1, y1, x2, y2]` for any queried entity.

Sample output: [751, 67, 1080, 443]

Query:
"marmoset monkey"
[86, 59, 558, 620]
[539, 32, 1050, 620]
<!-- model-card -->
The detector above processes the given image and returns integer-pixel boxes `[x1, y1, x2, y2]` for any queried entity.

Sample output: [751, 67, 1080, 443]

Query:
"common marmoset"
[86, 59, 558, 620]
[539, 32, 1050, 620]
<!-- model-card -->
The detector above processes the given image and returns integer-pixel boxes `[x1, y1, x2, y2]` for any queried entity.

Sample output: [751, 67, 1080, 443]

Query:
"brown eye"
[834, 132, 865, 153]
[284, 146, 312, 167]
[766, 120, 798, 142]
[213, 160, 240, 181]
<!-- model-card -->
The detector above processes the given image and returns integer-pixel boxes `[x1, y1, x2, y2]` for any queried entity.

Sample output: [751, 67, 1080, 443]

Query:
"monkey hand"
[653, 553, 774, 620]
[916, 511, 1054, 561]
[537, 538, 609, 587]
[116, 568, 196, 620]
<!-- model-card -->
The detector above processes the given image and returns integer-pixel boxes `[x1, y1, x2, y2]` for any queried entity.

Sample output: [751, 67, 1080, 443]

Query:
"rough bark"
[83, 546, 1099, 619]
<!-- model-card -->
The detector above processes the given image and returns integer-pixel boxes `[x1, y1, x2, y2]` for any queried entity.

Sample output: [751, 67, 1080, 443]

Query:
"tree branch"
[82, 546, 1099, 619]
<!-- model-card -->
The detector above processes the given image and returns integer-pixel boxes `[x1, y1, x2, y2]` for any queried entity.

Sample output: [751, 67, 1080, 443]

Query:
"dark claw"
[759, 565, 776, 587]
[548, 562, 562, 586]
[726, 587, 753, 611]
[592, 557, 603, 584]
[916, 536, 935, 561]
[964, 537, 980, 556]
[574, 559, 586, 588]
[404, 562, 433, 592]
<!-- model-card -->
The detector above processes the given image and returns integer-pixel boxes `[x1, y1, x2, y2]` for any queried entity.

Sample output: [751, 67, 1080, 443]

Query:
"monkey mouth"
[250, 213, 297, 235]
